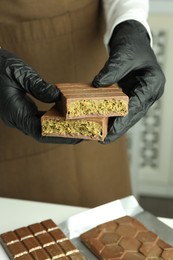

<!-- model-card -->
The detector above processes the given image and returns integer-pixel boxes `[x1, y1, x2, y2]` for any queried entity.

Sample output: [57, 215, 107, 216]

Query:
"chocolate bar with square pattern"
[0, 219, 86, 260]
[56, 83, 129, 119]
[80, 215, 173, 260]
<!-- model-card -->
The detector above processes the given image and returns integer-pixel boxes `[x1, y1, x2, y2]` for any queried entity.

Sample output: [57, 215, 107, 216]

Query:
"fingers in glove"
[102, 67, 165, 144]
[92, 56, 129, 88]
[10, 62, 60, 103]
[92, 37, 142, 88]
[92, 20, 156, 88]
[1, 51, 60, 103]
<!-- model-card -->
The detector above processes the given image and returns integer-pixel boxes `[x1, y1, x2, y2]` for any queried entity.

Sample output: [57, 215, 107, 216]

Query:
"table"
[0, 197, 88, 233]
[0, 197, 173, 259]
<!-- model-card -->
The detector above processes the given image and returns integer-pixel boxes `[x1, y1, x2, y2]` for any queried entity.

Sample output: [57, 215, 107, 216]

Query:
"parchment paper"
[59, 196, 173, 259]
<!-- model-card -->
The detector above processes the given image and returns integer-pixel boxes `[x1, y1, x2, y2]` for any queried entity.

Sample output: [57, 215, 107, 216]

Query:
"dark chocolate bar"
[80, 215, 173, 259]
[56, 83, 128, 119]
[0, 219, 86, 260]
[41, 105, 108, 141]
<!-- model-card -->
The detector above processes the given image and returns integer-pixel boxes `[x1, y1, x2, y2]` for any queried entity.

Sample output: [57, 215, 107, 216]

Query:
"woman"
[0, 0, 164, 207]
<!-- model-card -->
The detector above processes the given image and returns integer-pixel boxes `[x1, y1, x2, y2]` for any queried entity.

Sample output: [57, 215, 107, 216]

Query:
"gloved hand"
[0, 48, 81, 144]
[92, 20, 165, 144]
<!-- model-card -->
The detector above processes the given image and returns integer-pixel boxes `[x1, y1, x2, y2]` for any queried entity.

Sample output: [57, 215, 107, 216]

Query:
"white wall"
[150, 0, 173, 14]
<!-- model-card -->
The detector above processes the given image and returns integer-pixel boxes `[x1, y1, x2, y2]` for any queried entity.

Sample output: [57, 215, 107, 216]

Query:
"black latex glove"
[92, 20, 165, 144]
[0, 48, 81, 144]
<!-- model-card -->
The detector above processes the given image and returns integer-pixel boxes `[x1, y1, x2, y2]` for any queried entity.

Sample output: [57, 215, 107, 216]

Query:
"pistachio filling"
[67, 99, 128, 118]
[42, 119, 103, 139]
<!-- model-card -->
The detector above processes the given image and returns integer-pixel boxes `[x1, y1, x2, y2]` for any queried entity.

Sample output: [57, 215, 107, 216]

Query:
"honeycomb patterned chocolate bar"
[0, 219, 86, 260]
[80, 216, 173, 260]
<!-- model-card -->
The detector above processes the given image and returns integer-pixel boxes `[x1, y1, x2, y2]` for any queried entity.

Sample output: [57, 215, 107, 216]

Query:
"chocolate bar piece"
[0, 219, 86, 260]
[41, 105, 108, 141]
[80, 215, 173, 259]
[56, 83, 128, 119]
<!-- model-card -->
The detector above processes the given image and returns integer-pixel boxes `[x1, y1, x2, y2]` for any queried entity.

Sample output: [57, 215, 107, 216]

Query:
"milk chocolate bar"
[41, 105, 108, 141]
[80, 215, 173, 259]
[0, 219, 86, 260]
[56, 83, 128, 119]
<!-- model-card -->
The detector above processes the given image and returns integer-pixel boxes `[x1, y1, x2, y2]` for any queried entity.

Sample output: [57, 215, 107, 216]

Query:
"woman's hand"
[0, 49, 81, 144]
[92, 20, 165, 143]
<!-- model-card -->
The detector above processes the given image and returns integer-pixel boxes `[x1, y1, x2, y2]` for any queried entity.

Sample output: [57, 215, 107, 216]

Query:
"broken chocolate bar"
[56, 83, 129, 119]
[80, 215, 173, 259]
[0, 219, 86, 260]
[41, 105, 108, 141]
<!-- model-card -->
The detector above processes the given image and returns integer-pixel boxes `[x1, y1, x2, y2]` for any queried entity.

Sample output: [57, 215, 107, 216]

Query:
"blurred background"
[128, 0, 173, 217]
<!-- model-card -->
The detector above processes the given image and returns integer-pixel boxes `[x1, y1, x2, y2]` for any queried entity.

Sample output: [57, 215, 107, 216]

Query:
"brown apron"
[0, 0, 131, 207]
